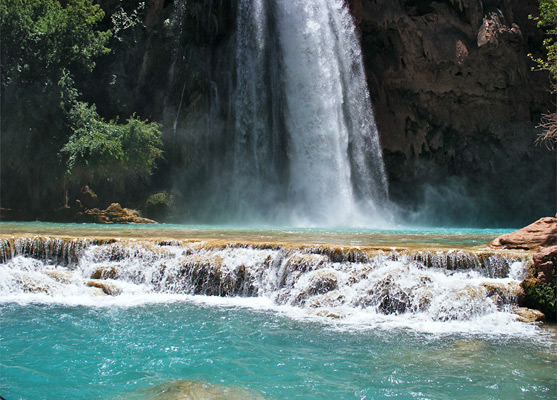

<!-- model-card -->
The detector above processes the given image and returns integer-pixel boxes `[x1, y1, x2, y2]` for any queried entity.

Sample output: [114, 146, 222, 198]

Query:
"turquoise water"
[1, 223, 553, 399]
[0, 222, 513, 248]
[1, 301, 555, 399]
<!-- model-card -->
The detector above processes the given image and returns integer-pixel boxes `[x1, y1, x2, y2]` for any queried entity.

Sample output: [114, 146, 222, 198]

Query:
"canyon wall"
[97, 0, 555, 226]
[350, 0, 555, 225]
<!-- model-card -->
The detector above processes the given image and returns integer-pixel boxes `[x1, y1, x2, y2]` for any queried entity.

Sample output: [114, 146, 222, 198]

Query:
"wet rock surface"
[519, 244, 556, 321]
[514, 307, 545, 323]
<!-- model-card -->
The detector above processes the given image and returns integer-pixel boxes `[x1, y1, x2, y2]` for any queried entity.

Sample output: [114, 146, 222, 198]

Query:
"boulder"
[532, 245, 557, 284]
[480, 281, 523, 307]
[514, 307, 545, 323]
[307, 270, 338, 295]
[86, 280, 122, 296]
[91, 266, 118, 280]
[142, 191, 177, 221]
[78, 203, 156, 224]
[78, 185, 98, 209]
[489, 217, 557, 250]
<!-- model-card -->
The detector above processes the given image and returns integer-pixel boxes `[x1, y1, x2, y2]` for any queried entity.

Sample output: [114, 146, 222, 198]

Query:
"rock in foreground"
[489, 217, 557, 250]
[126, 380, 264, 400]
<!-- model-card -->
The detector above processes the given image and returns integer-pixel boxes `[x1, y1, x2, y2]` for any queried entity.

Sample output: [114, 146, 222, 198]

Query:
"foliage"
[110, 1, 146, 42]
[530, 0, 557, 82]
[62, 102, 163, 185]
[529, 0, 557, 148]
[0, 0, 163, 212]
[0, 0, 111, 85]
[521, 260, 556, 321]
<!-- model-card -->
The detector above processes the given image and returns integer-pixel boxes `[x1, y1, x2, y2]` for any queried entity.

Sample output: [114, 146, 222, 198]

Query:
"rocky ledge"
[489, 217, 557, 250]
[76, 203, 156, 224]
[490, 217, 557, 321]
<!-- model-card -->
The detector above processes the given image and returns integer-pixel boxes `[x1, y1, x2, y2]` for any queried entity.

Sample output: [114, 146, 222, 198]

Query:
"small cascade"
[0, 236, 532, 326]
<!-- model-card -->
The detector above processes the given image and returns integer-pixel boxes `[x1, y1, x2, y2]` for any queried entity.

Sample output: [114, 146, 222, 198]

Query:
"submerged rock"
[127, 380, 264, 400]
[489, 217, 557, 250]
[14, 274, 60, 294]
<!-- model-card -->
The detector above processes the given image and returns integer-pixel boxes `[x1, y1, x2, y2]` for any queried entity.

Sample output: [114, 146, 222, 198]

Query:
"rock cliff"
[102, 0, 555, 226]
[350, 0, 555, 225]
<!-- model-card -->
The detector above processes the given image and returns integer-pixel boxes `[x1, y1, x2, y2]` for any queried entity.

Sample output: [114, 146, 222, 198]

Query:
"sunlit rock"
[514, 307, 545, 323]
[86, 279, 123, 296]
[489, 217, 557, 250]
[78, 203, 156, 224]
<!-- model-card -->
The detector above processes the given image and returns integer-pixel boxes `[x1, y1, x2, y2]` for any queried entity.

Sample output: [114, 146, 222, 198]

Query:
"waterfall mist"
[168, 0, 391, 228]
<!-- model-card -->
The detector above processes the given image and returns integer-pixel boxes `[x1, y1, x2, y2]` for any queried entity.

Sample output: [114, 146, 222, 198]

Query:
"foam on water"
[228, 0, 389, 226]
[0, 237, 540, 336]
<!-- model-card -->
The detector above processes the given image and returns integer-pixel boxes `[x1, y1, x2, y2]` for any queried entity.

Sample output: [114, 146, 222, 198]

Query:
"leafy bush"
[62, 102, 163, 185]
[521, 260, 556, 321]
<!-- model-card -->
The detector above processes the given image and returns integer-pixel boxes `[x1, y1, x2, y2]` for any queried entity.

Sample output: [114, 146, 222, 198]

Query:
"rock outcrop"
[77, 203, 156, 224]
[513, 307, 546, 323]
[489, 217, 557, 249]
[351, 0, 554, 225]
[488, 218, 556, 320]
[519, 244, 556, 321]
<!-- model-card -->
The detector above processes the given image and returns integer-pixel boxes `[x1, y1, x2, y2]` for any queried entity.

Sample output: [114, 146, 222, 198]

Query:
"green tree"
[0, 0, 111, 211]
[61, 102, 162, 186]
[0, 0, 162, 214]
[530, 0, 557, 147]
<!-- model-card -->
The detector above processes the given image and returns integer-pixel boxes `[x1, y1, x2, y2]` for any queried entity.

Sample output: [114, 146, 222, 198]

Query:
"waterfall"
[0, 237, 530, 332]
[227, 0, 389, 226]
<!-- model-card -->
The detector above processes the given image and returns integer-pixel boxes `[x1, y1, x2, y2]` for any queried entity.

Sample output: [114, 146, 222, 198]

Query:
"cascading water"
[229, 0, 389, 226]
[0, 236, 533, 333]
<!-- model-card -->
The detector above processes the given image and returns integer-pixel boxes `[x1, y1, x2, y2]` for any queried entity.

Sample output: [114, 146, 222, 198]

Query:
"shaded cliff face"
[350, 0, 555, 226]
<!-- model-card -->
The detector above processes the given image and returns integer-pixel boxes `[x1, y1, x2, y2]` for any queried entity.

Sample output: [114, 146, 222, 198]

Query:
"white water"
[231, 0, 389, 226]
[0, 238, 537, 336]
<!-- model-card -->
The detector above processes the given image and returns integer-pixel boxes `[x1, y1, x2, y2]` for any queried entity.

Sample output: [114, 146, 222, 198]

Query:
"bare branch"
[535, 112, 557, 150]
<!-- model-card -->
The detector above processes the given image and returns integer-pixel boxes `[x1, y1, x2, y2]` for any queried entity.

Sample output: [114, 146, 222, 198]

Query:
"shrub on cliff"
[62, 102, 162, 186]
[530, 0, 557, 147]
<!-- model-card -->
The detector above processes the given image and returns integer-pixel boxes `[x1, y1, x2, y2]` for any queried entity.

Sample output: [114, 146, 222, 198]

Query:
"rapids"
[0, 233, 535, 334]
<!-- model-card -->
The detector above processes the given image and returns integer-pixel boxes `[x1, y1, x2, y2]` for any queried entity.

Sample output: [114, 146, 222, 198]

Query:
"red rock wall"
[351, 0, 555, 225]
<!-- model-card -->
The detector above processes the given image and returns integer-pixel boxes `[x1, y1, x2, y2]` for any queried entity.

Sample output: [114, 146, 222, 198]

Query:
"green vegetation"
[0, 0, 162, 214]
[62, 102, 162, 185]
[530, 0, 557, 147]
[521, 261, 556, 321]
